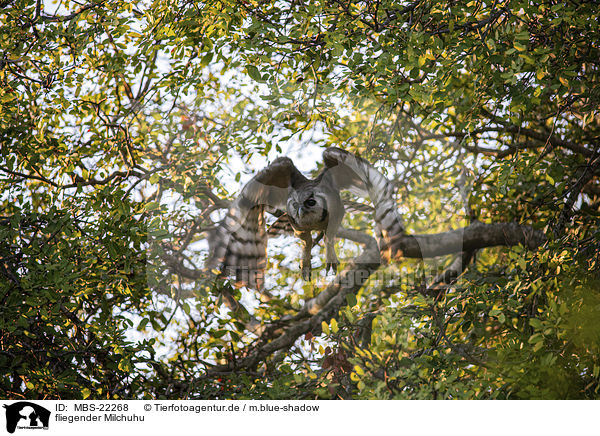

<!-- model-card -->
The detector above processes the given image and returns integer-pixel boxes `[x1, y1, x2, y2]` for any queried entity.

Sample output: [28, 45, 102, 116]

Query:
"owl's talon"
[326, 262, 338, 274]
[302, 267, 312, 281]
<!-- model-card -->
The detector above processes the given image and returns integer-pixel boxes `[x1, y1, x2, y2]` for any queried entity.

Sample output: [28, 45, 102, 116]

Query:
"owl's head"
[286, 188, 328, 230]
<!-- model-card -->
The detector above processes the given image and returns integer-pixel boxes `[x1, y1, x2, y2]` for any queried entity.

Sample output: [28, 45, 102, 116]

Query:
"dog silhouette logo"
[3, 402, 50, 433]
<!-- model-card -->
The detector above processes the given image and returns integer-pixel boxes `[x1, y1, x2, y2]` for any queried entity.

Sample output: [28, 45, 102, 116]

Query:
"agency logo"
[2, 402, 50, 434]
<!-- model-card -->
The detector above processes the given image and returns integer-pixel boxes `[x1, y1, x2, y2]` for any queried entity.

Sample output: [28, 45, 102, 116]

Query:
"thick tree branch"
[389, 221, 545, 259]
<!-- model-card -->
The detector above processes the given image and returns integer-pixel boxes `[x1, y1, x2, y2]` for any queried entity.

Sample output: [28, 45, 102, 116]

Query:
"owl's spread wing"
[323, 147, 405, 256]
[207, 157, 305, 289]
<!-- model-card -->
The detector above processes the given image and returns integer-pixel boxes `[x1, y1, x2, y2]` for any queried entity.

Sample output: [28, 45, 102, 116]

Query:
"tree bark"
[389, 221, 546, 259]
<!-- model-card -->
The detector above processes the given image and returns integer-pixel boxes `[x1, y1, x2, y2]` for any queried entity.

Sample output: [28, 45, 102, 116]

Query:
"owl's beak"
[298, 206, 305, 217]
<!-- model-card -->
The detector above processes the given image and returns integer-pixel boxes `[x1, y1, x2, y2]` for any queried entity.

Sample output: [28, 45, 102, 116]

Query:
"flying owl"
[206, 147, 404, 289]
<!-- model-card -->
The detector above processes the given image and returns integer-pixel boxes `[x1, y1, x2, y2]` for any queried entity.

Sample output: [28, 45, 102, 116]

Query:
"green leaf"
[247, 65, 262, 82]
[528, 333, 544, 344]
[144, 201, 161, 211]
[529, 318, 544, 329]
[212, 329, 228, 338]
[514, 42, 527, 52]
[345, 293, 357, 307]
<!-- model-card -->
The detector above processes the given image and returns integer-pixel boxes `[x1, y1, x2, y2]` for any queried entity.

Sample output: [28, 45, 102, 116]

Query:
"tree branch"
[388, 221, 545, 259]
[422, 126, 594, 158]
[39, 1, 105, 22]
[554, 154, 600, 235]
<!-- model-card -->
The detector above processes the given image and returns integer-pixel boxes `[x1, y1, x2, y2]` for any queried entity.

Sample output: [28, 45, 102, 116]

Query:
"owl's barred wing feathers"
[207, 157, 306, 289]
[323, 148, 405, 257]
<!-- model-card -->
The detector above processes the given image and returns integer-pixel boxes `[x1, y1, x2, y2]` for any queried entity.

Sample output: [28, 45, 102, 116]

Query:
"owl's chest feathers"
[288, 207, 329, 232]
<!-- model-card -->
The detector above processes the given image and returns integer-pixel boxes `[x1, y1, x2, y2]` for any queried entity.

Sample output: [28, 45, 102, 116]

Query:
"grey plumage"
[206, 147, 404, 289]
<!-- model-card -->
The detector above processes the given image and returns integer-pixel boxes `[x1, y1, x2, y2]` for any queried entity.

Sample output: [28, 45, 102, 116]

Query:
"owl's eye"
[304, 199, 317, 207]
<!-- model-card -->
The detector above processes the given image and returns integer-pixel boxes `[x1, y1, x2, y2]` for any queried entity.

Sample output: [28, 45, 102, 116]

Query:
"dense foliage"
[1, 0, 599, 399]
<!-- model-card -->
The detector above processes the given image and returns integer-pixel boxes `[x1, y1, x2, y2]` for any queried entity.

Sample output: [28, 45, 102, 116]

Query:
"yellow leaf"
[514, 42, 527, 52]
[330, 318, 339, 333]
